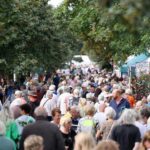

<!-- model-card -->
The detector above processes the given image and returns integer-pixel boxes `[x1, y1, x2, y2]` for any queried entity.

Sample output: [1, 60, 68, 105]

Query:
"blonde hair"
[74, 132, 96, 150]
[95, 140, 119, 150]
[84, 104, 95, 116]
[142, 131, 150, 150]
[24, 135, 43, 150]
[60, 117, 71, 126]
[78, 98, 87, 107]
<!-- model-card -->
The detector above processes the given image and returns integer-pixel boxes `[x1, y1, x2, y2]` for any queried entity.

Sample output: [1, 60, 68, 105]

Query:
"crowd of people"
[0, 66, 150, 150]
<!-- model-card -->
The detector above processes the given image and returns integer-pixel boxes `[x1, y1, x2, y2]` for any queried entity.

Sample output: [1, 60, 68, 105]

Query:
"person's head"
[24, 135, 43, 150]
[90, 84, 95, 93]
[15, 90, 23, 98]
[70, 106, 80, 119]
[135, 101, 143, 111]
[82, 83, 87, 91]
[86, 93, 94, 102]
[46, 90, 53, 99]
[95, 140, 119, 150]
[49, 85, 55, 92]
[60, 117, 72, 131]
[119, 109, 136, 125]
[0, 121, 6, 136]
[142, 131, 150, 150]
[73, 89, 80, 98]
[125, 89, 133, 96]
[11, 105, 22, 119]
[51, 108, 61, 124]
[20, 104, 32, 115]
[34, 107, 48, 120]
[103, 85, 110, 92]
[74, 132, 96, 150]
[79, 98, 87, 107]
[140, 107, 150, 124]
[28, 91, 37, 102]
[112, 89, 122, 100]
[105, 107, 116, 119]
[84, 104, 95, 116]
[98, 95, 104, 102]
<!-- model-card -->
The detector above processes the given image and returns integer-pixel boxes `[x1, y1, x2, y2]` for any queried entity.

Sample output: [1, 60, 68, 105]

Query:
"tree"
[59, 0, 150, 65]
[0, 0, 80, 77]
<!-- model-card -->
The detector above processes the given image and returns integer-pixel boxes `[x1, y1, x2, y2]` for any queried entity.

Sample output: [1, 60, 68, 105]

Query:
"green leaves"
[0, 0, 81, 76]
[60, 0, 150, 65]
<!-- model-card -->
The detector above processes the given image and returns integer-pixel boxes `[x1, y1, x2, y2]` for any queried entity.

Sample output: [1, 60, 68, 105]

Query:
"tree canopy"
[0, 0, 80, 76]
[58, 0, 150, 64]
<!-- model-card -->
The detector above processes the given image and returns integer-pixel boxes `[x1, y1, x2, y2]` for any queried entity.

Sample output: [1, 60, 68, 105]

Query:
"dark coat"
[19, 119, 65, 150]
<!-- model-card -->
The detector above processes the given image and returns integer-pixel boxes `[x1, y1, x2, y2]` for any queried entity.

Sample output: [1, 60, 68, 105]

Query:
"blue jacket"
[110, 98, 130, 119]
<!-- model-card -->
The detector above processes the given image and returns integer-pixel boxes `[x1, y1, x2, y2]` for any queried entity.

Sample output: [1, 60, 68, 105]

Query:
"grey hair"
[24, 135, 43, 150]
[118, 109, 136, 125]
[46, 90, 53, 98]
[105, 107, 116, 119]
[15, 90, 23, 97]
[0, 121, 6, 135]
[71, 105, 80, 113]
[34, 107, 48, 118]
[84, 104, 95, 116]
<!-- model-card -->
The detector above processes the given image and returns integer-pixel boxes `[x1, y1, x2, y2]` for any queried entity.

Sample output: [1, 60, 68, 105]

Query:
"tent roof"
[122, 53, 148, 67]
[121, 53, 149, 73]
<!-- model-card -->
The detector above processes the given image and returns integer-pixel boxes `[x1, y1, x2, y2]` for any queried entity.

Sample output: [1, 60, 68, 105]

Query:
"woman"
[141, 131, 150, 150]
[96, 106, 116, 140]
[60, 117, 76, 150]
[77, 104, 97, 136]
[51, 108, 61, 127]
[74, 132, 95, 150]
[111, 109, 141, 150]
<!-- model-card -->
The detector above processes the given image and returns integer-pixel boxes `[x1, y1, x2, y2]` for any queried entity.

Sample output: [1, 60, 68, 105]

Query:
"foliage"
[132, 74, 150, 100]
[60, 0, 150, 64]
[0, 0, 80, 76]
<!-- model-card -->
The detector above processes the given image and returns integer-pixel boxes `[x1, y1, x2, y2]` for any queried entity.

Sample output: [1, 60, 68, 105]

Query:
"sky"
[48, 0, 64, 7]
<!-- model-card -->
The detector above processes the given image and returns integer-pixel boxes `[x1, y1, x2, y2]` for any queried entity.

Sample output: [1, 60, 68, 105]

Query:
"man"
[40, 90, 56, 121]
[94, 101, 107, 127]
[70, 106, 80, 132]
[19, 107, 65, 150]
[10, 90, 26, 109]
[109, 89, 130, 119]
[28, 91, 39, 116]
[15, 104, 35, 136]
[57, 87, 71, 115]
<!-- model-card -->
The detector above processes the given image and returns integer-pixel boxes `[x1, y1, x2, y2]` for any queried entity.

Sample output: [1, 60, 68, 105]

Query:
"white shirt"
[135, 121, 147, 138]
[57, 92, 71, 115]
[42, 98, 57, 116]
[94, 112, 107, 127]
